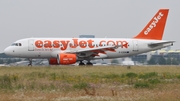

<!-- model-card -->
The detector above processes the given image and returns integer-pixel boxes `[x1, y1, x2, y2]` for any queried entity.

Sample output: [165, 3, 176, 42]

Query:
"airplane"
[4, 9, 175, 66]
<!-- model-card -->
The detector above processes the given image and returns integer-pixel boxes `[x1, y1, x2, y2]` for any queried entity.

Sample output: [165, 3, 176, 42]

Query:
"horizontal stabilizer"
[148, 41, 175, 47]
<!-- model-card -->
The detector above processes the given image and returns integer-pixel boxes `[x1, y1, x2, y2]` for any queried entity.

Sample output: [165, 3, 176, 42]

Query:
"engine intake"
[57, 53, 77, 65]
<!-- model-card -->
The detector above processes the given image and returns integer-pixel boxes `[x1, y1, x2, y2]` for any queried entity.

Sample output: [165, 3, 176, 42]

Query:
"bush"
[126, 72, 137, 78]
[103, 73, 120, 79]
[139, 72, 158, 79]
[177, 75, 180, 79]
[73, 82, 89, 89]
[0, 75, 12, 89]
[134, 82, 149, 88]
[148, 79, 160, 84]
[50, 73, 57, 81]
[126, 73, 137, 85]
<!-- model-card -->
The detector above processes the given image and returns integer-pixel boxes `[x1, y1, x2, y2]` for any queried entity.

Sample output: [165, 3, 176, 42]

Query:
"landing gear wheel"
[28, 59, 32, 66]
[86, 62, 93, 66]
[79, 61, 85, 66]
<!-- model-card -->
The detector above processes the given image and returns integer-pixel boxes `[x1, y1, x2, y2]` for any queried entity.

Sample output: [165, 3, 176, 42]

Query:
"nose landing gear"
[28, 59, 32, 66]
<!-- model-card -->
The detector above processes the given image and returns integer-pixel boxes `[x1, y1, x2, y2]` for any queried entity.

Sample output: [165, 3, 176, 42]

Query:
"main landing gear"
[28, 59, 32, 66]
[78, 61, 93, 66]
[86, 61, 93, 66]
[79, 61, 85, 66]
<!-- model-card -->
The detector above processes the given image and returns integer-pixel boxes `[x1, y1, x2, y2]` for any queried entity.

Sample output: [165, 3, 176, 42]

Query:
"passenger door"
[28, 39, 34, 51]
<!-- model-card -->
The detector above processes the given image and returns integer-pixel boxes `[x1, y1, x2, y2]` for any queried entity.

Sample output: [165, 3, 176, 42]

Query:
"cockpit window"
[11, 43, 16, 46]
[11, 43, 22, 46]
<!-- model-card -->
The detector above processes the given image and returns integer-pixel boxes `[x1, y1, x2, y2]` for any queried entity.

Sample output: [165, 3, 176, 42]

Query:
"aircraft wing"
[51, 45, 120, 58]
[148, 41, 175, 47]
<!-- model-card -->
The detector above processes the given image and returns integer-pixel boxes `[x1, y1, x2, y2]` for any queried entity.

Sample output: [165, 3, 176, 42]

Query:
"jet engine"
[49, 58, 59, 65]
[49, 53, 77, 65]
[57, 53, 77, 65]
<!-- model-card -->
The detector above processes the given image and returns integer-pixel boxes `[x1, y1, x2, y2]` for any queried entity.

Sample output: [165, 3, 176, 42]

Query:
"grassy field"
[0, 65, 180, 101]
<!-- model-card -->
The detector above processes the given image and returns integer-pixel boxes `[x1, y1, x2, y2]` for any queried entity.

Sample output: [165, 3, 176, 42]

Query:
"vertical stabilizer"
[134, 9, 169, 40]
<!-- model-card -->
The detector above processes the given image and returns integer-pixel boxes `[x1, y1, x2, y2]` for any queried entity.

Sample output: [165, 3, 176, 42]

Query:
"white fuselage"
[4, 38, 173, 61]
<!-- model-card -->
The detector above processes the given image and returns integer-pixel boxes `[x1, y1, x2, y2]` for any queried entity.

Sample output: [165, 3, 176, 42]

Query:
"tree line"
[0, 53, 13, 58]
[148, 56, 180, 65]
[0, 58, 22, 64]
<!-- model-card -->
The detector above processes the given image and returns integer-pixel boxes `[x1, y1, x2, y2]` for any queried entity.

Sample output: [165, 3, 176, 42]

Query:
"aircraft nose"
[4, 47, 13, 56]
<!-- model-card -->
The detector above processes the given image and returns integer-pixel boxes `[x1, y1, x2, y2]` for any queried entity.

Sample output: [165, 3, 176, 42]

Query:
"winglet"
[134, 9, 169, 40]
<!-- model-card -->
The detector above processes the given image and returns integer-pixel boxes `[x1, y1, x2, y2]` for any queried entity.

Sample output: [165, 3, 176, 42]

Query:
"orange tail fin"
[134, 9, 169, 40]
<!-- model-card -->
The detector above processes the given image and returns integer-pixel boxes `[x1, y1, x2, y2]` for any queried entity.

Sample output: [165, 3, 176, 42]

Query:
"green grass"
[0, 65, 180, 101]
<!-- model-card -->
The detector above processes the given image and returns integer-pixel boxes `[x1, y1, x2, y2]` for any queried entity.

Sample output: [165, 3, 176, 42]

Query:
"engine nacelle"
[49, 58, 59, 65]
[49, 54, 77, 65]
[57, 53, 77, 65]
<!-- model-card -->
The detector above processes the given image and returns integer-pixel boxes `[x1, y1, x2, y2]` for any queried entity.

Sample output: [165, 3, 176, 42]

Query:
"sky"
[0, 0, 180, 52]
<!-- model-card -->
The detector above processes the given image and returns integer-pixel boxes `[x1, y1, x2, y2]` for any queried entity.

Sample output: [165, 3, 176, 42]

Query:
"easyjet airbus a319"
[4, 9, 175, 66]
